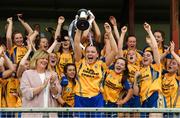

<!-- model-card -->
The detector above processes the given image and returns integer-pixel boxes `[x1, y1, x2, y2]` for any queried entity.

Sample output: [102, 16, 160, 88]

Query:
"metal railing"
[0, 108, 180, 118]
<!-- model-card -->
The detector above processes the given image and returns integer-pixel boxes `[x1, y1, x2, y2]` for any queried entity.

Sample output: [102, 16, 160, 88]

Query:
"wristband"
[52, 93, 60, 99]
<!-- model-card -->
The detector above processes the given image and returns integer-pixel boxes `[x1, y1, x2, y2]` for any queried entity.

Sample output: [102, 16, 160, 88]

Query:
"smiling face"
[142, 51, 153, 66]
[49, 53, 58, 67]
[62, 36, 70, 49]
[66, 65, 76, 79]
[154, 31, 164, 47]
[127, 50, 137, 64]
[85, 46, 98, 64]
[39, 38, 49, 50]
[126, 36, 136, 50]
[114, 58, 126, 74]
[36, 57, 48, 70]
[13, 33, 23, 46]
[167, 59, 179, 73]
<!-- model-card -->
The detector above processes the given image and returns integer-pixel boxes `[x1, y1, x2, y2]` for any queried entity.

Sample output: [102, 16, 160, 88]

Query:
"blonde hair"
[30, 49, 49, 69]
[47, 52, 59, 71]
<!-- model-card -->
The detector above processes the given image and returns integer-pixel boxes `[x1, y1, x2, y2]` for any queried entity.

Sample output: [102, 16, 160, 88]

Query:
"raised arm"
[47, 39, 58, 53]
[101, 33, 111, 57]
[170, 41, 180, 65]
[91, 20, 101, 43]
[88, 10, 101, 43]
[0, 47, 15, 78]
[47, 16, 65, 54]
[160, 46, 170, 61]
[81, 28, 90, 43]
[118, 26, 127, 57]
[81, 14, 93, 43]
[29, 30, 39, 43]
[17, 14, 33, 36]
[104, 22, 118, 66]
[74, 29, 83, 62]
[109, 16, 120, 42]
[3, 51, 15, 72]
[144, 22, 160, 65]
[17, 40, 32, 78]
[81, 11, 101, 43]
[28, 30, 39, 52]
[54, 16, 65, 40]
[6, 17, 13, 50]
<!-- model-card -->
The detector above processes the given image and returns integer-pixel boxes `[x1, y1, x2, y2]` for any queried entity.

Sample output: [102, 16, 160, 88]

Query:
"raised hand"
[17, 14, 23, 21]
[121, 26, 127, 33]
[170, 41, 175, 53]
[88, 10, 95, 20]
[144, 22, 151, 32]
[104, 22, 112, 33]
[7, 17, 13, 23]
[58, 16, 65, 24]
[109, 16, 117, 26]
[88, 10, 95, 24]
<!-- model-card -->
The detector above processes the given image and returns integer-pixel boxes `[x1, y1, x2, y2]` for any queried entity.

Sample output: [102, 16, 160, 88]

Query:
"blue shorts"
[74, 93, 104, 118]
[75, 93, 104, 107]
[142, 91, 158, 108]
[123, 95, 141, 107]
[141, 91, 167, 118]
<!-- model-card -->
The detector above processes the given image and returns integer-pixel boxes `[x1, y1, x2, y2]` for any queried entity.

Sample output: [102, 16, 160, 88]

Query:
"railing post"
[128, 0, 135, 35]
[170, 0, 179, 52]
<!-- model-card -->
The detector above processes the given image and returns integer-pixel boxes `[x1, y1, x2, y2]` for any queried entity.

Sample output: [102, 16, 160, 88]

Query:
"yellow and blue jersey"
[139, 64, 162, 103]
[9, 45, 27, 64]
[103, 70, 131, 103]
[54, 65, 62, 81]
[162, 73, 180, 108]
[128, 63, 140, 84]
[5, 77, 21, 107]
[0, 75, 7, 107]
[74, 58, 108, 98]
[61, 79, 75, 107]
[57, 52, 74, 73]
